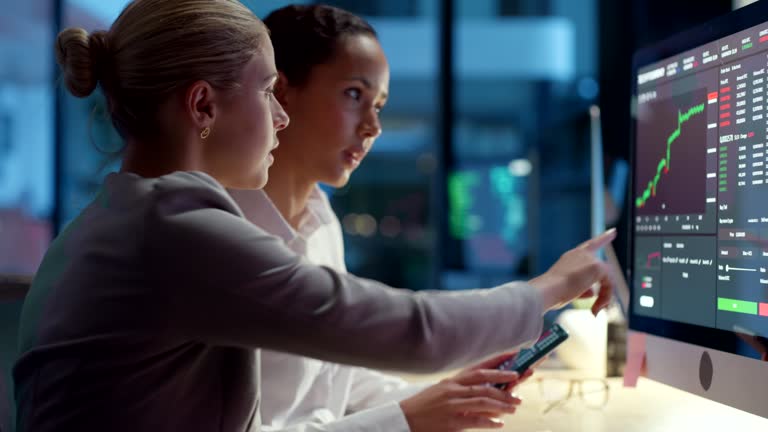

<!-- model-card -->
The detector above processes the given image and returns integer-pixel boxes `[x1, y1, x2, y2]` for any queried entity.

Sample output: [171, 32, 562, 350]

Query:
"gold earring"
[200, 127, 211, 139]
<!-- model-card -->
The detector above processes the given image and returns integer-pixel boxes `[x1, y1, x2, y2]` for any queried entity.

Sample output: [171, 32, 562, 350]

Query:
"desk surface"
[400, 370, 768, 432]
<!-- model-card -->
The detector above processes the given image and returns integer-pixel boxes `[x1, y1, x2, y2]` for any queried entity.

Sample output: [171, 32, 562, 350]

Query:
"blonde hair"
[55, 0, 268, 139]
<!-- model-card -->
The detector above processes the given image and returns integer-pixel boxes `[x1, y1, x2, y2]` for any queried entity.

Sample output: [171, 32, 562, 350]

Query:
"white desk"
[400, 371, 768, 431]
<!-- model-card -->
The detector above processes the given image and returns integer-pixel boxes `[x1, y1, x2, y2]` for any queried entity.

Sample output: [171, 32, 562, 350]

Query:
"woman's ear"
[274, 71, 292, 108]
[186, 80, 216, 129]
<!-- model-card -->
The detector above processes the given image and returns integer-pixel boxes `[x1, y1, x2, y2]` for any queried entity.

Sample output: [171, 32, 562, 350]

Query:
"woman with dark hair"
[228, 5, 610, 432]
[15, 0, 615, 430]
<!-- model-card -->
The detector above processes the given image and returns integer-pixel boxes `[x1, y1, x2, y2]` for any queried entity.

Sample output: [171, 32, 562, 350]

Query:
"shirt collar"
[227, 186, 335, 244]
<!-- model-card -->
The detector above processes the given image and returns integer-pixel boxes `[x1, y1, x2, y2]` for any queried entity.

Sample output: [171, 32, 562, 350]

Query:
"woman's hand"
[458, 351, 534, 391]
[399, 352, 530, 431]
[530, 228, 617, 316]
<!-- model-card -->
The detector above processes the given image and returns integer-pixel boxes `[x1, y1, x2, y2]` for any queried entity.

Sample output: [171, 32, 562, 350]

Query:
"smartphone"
[493, 323, 569, 389]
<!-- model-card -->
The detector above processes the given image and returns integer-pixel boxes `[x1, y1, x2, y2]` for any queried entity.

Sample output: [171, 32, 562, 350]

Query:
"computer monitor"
[445, 163, 529, 273]
[629, 1, 768, 418]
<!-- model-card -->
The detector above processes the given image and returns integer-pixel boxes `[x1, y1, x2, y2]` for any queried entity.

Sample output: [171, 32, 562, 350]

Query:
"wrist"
[530, 274, 565, 311]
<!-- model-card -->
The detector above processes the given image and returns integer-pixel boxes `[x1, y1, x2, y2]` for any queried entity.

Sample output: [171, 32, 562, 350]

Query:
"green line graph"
[635, 103, 706, 208]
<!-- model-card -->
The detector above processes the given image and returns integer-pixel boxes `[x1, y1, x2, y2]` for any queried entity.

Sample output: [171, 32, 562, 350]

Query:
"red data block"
[722, 95, 732, 102]
[721, 86, 732, 93]
[720, 121, 731, 127]
[721, 104, 731, 111]
[760, 35, 768, 43]
[720, 112, 731, 119]
[760, 303, 768, 317]
[708, 91, 719, 100]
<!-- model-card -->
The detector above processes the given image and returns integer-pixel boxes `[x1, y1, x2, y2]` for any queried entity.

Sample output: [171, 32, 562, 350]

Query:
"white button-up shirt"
[229, 187, 428, 432]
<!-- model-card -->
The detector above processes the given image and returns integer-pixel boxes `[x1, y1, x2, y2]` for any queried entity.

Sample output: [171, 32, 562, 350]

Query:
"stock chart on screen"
[633, 24, 768, 335]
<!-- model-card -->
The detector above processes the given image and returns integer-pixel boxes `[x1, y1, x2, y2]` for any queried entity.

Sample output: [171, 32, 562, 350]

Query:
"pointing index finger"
[582, 228, 617, 252]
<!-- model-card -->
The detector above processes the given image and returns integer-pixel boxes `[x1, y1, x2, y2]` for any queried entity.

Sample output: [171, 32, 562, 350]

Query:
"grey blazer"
[14, 171, 543, 432]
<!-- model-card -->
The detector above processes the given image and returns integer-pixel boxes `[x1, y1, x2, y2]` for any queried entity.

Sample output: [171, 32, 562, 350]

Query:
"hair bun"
[56, 27, 108, 98]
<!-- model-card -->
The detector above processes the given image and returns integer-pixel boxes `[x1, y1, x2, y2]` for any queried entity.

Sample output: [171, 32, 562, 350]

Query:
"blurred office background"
[1, 0, 753, 290]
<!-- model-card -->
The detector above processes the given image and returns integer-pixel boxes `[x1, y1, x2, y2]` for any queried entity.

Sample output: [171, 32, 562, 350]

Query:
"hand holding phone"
[493, 324, 570, 389]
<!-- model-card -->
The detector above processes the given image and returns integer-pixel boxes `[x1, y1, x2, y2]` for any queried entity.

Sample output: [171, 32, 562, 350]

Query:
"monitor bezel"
[628, 0, 768, 357]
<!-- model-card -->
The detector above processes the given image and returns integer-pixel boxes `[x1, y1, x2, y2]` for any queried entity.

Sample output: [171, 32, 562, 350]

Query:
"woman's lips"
[343, 150, 363, 167]
[267, 140, 279, 165]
